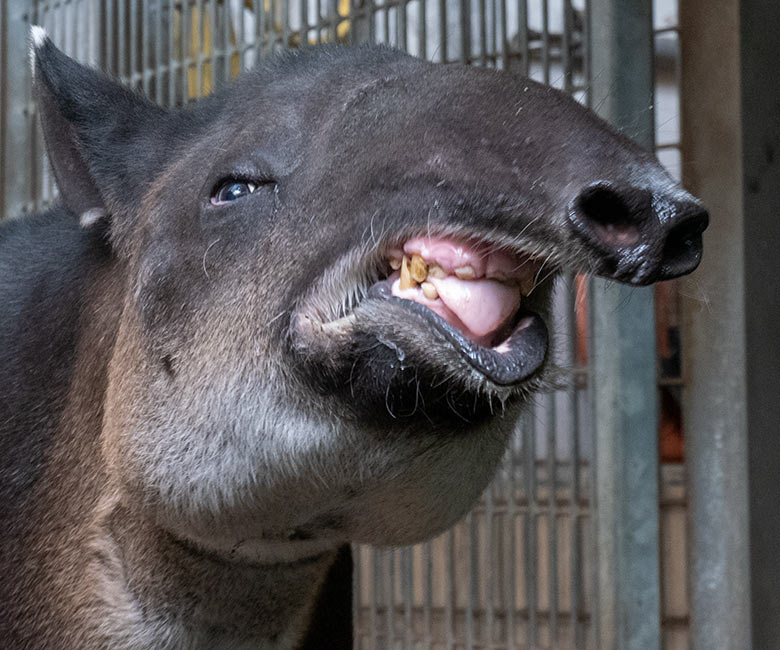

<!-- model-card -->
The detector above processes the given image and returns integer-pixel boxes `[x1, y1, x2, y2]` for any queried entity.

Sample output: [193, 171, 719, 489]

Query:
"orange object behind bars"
[574, 276, 684, 463]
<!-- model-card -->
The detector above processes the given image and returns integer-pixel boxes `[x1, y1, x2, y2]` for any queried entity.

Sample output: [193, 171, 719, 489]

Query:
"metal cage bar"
[2, 0, 36, 218]
[588, 2, 660, 650]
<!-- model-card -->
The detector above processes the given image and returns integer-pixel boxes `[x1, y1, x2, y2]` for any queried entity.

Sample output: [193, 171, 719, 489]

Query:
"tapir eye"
[211, 180, 258, 205]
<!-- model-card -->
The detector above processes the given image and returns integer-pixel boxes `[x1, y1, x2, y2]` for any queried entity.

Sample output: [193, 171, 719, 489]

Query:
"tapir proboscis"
[0, 26, 707, 649]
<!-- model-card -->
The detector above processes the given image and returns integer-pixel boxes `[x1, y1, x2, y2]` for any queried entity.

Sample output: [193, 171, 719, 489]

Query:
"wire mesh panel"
[22, 1, 590, 215]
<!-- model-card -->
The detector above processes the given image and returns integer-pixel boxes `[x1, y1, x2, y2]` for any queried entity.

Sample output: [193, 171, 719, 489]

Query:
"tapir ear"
[31, 27, 168, 227]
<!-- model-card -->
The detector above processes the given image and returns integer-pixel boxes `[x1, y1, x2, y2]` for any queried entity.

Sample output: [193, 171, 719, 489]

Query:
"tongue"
[390, 275, 521, 344]
[427, 276, 521, 338]
[390, 236, 527, 346]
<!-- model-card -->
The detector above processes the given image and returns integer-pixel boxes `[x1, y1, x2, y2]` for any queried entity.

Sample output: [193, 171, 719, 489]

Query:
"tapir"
[0, 27, 707, 649]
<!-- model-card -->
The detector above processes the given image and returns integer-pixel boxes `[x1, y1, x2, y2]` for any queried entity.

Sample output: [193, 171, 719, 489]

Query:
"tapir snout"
[568, 180, 709, 284]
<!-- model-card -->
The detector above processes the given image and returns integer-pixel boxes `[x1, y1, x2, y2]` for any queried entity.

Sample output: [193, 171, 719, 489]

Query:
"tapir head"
[32, 33, 706, 552]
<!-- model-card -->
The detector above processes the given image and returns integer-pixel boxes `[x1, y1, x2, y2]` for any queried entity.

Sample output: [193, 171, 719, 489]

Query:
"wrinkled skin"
[0, 35, 706, 649]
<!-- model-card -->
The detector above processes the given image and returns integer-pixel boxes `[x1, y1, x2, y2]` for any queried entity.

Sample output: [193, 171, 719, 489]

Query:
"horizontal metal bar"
[356, 604, 593, 623]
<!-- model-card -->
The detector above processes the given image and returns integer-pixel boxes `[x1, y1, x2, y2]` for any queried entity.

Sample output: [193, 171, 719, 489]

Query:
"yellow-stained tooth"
[454, 265, 476, 280]
[400, 256, 415, 290]
[389, 257, 402, 270]
[410, 254, 428, 283]
[421, 281, 438, 300]
[427, 264, 447, 279]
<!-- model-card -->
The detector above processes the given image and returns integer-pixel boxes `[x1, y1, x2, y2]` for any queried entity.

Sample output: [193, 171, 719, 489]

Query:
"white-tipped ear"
[30, 25, 48, 47]
[80, 207, 108, 228]
[29, 26, 49, 75]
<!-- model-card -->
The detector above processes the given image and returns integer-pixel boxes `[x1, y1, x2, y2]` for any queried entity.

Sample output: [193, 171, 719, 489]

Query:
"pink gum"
[402, 237, 520, 279]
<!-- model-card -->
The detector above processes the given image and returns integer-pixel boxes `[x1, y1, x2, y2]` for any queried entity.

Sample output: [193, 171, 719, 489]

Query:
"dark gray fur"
[0, 35, 705, 649]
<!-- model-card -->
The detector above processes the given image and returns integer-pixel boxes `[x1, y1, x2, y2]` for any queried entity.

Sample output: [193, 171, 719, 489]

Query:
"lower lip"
[369, 282, 548, 386]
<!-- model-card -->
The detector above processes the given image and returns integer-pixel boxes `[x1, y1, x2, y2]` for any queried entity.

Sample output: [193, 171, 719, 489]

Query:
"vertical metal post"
[588, 1, 661, 650]
[457, 0, 470, 63]
[684, 2, 780, 649]
[2, 0, 34, 220]
[505, 430, 518, 650]
[740, 4, 780, 647]
[523, 408, 539, 647]
[423, 541, 432, 648]
[679, 2, 751, 649]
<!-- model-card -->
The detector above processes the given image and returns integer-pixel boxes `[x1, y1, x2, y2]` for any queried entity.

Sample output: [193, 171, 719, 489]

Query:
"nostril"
[569, 183, 708, 284]
[661, 206, 709, 276]
[578, 184, 629, 224]
[573, 183, 644, 249]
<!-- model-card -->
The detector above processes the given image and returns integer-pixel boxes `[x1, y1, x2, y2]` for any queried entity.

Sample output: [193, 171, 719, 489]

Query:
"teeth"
[410, 254, 428, 283]
[392, 251, 537, 294]
[421, 281, 438, 300]
[399, 256, 415, 290]
[454, 265, 476, 280]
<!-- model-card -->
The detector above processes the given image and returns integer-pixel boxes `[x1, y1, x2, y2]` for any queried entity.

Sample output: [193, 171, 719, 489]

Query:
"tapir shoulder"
[0, 205, 90, 321]
[0, 206, 98, 519]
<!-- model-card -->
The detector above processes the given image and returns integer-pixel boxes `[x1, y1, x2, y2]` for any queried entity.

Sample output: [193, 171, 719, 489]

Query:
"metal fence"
[0, 1, 686, 649]
[3, 0, 595, 217]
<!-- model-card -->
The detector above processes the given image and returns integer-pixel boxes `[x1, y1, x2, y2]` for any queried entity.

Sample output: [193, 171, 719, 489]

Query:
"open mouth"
[293, 234, 556, 389]
[370, 237, 550, 385]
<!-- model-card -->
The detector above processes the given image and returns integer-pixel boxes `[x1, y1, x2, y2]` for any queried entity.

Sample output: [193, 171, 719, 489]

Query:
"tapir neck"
[98, 502, 335, 649]
[0, 215, 333, 648]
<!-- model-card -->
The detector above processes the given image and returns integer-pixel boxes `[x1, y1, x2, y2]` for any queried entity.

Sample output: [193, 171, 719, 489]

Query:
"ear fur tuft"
[80, 207, 108, 228]
[29, 26, 49, 74]
[30, 25, 48, 48]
